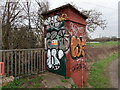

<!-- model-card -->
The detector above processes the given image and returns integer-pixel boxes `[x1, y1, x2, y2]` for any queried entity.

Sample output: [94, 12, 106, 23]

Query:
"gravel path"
[107, 59, 119, 88]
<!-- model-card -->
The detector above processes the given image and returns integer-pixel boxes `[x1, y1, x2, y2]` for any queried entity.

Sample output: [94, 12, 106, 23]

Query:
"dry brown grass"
[86, 46, 118, 62]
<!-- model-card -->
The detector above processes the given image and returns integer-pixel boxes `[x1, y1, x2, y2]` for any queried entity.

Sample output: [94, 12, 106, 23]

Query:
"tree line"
[0, 0, 49, 50]
[87, 36, 119, 42]
[0, 0, 107, 50]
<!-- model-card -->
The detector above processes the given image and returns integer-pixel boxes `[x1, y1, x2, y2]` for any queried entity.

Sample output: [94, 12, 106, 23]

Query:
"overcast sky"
[47, 0, 119, 39]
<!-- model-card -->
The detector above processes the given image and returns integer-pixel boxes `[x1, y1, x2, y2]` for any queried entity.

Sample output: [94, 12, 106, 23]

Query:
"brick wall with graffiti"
[44, 13, 69, 76]
[65, 21, 87, 87]
[43, 5, 87, 87]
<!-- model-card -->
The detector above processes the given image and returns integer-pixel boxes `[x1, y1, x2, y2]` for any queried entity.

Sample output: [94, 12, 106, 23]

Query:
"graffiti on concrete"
[70, 36, 85, 59]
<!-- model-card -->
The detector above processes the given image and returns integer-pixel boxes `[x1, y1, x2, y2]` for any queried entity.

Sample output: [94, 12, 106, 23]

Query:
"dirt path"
[107, 59, 119, 88]
[40, 72, 75, 88]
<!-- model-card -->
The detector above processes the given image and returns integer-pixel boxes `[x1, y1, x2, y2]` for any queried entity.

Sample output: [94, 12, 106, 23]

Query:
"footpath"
[107, 59, 119, 88]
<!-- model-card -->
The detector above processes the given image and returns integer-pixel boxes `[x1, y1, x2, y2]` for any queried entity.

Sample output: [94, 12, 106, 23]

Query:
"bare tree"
[81, 9, 107, 32]
[19, 0, 32, 29]
[1, 0, 49, 49]
[35, 0, 49, 47]
[2, 0, 20, 49]
[71, 3, 107, 33]
[19, 0, 49, 48]
[0, 2, 2, 50]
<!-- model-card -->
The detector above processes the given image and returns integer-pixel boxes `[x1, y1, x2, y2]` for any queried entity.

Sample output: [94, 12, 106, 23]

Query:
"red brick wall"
[67, 8, 87, 25]
[65, 21, 87, 87]
[43, 6, 87, 87]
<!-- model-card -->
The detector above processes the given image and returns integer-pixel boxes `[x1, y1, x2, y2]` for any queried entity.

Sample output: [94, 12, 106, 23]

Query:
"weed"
[3, 75, 43, 88]
[61, 79, 68, 83]
[52, 86, 64, 88]
[71, 84, 77, 88]
[88, 52, 119, 88]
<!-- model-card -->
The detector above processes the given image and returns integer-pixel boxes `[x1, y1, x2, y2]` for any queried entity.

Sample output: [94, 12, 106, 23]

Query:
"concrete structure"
[42, 4, 87, 87]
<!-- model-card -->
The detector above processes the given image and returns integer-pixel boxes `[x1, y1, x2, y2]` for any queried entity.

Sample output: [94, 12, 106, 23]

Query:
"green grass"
[88, 52, 119, 88]
[3, 75, 43, 88]
[52, 86, 64, 88]
[87, 41, 118, 47]
[61, 79, 68, 83]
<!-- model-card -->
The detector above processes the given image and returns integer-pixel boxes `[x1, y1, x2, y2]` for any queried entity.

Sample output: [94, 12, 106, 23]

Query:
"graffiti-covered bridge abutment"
[42, 4, 88, 87]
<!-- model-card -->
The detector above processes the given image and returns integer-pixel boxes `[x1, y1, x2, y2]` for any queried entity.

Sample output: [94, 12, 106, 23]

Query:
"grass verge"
[2, 75, 43, 88]
[88, 51, 119, 88]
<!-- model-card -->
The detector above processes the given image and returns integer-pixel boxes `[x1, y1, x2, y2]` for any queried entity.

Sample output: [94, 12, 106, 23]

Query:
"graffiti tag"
[70, 22, 85, 35]
[45, 13, 69, 71]
[70, 63, 87, 72]
[44, 14, 68, 30]
[70, 36, 85, 59]
[57, 14, 68, 21]
[47, 49, 64, 70]
[46, 29, 69, 51]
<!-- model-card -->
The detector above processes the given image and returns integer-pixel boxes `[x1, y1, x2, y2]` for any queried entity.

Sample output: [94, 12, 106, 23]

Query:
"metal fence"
[1, 48, 46, 77]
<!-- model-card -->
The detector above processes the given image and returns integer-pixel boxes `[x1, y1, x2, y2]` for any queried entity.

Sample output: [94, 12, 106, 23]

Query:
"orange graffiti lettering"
[70, 36, 85, 59]
[57, 14, 68, 21]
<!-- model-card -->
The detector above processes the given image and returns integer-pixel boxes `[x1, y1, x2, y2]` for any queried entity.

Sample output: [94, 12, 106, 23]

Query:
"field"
[87, 41, 118, 47]
[86, 41, 118, 62]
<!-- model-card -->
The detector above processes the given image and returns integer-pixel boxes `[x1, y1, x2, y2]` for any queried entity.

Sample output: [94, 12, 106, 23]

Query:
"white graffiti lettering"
[44, 15, 62, 30]
[47, 49, 64, 70]
[70, 22, 84, 34]
[46, 29, 69, 51]
[45, 14, 68, 72]
[58, 50, 64, 59]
